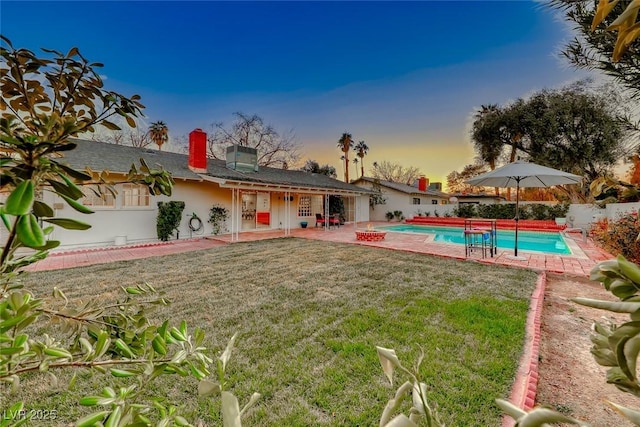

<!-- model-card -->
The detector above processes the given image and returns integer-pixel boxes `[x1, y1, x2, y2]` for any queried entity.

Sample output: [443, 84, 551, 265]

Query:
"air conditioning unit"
[226, 145, 258, 172]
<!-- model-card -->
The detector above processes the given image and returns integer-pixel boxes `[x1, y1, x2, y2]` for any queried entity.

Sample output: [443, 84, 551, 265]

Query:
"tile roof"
[63, 139, 371, 193]
[352, 177, 449, 197]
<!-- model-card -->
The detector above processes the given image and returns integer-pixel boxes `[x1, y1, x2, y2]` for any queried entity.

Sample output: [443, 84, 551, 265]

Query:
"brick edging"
[47, 238, 202, 257]
[502, 271, 546, 427]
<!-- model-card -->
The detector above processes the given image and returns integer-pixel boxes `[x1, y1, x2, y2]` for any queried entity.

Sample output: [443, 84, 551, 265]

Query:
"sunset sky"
[2, 1, 590, 187]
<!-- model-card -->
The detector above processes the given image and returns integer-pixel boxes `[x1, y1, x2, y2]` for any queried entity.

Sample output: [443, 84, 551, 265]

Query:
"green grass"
[8, 238, 537, 426]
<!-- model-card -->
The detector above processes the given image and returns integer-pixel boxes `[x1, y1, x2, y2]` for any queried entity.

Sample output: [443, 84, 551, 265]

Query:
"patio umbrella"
[465, 160, 582, 258]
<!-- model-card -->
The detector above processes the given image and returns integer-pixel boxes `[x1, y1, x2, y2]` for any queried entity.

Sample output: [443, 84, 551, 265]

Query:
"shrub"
[157, 201, 185, 241]
[209, 204, 229, 235]
[453, 204, 476, 218]
[393, 210, 403, 221]
[547, 202, 570, 219]
[385, 211, 395, 221]
[592, 213, 640, 262]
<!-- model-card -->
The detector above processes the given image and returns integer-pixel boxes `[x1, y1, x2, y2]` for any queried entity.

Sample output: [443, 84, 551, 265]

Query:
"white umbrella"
[465, 160, 582, 257]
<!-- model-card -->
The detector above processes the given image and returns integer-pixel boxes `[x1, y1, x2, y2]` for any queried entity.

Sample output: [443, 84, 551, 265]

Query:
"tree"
[628, 154, 640, 185]
[149, 120, 168, 151]
[206, 112, 300, 168]
[549, 0, 640, 98]
[470, 104, 504, 196]
[353, 157, 359, 179]
[523, 86, 625, 181]
[91, 120, 154, 149]
[301, 159, 337, 178]
[470, 83, 628, 190]
[354, 140, 369, 178]
[446, 164, 488, 194]
[0, 37, 255, 425]
[337, 132, 354, 182]
[371, 160, 422, 185]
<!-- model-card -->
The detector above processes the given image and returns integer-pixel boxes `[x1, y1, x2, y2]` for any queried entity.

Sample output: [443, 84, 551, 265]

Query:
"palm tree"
[337, 132, 353, 182]
[471, 105, 502, 195]
[354, 140, 369, 178]
[353, 158, 359, 180]
[149, 121, 169, 151]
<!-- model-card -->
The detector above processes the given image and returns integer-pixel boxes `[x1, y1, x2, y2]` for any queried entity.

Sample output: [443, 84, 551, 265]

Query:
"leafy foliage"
[208, 204, 229, 235]
[592, 213, 640, 262]
[468, 82, 629, 193]
[354, 140, 369, 178]
[157, 201, 185, 241]
[446, 164, 489, 194]
[300, 159, 337, 178]
[376, 346, 445, 426]
[453, 203, 570, 221]
[149, 120, 169, 151]
[1, 38, 256, 426]
[590, 175, 640, 205]
[549, 0, 640, 98]
[337, 132, 354, 182]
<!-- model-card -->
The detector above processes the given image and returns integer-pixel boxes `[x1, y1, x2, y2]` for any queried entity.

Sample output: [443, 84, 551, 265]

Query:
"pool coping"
[377, 225, 584, 258]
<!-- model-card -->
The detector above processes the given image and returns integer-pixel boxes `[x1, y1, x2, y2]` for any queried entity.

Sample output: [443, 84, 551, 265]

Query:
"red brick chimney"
[418, 176, 429, 192]
[188, 128, 207, 173]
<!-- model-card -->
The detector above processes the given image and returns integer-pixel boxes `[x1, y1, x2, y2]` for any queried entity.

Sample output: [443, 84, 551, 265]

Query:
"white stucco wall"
[606, 202, 640, 220]
[45, 179, 230, 249]
[354, 181, 449, 221]
[34, 179, 371, 250]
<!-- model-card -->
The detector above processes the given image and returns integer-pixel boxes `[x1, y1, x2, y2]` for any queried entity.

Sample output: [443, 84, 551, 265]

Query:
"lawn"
[10, 238, 538, 426]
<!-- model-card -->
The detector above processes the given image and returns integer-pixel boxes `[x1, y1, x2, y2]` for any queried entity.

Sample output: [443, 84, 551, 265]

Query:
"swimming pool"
[378, 224, 571, 255]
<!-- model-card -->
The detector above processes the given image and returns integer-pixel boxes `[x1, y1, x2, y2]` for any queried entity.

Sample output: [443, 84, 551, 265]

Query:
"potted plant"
[300, 221, 308, 228]
[385, 211, 394, 222]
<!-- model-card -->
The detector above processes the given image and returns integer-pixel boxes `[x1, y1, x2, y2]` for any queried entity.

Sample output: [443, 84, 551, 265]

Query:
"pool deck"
[27, 222, 612, 276]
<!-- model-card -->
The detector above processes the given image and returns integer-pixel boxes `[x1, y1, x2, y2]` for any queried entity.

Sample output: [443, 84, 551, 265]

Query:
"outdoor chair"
[315, 213, 326, 227]
[328, 214, 341, 228]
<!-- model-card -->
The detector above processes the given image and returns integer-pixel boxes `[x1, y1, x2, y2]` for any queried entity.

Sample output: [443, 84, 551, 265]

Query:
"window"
[122, 184, 150, 207]
[83, 188, 115, 208]
[412, 197, 421, 205]
[431, 200, 438, 205]
[298, 195, 311, 217]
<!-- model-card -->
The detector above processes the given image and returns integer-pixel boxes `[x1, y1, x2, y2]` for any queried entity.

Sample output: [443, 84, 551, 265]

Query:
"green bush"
[209, 204, 229, 235]
[592, 213, 640, 262]
[385, 211, 394, 221]
[453, 204, 476, 218]
[157, 201, 185, 241]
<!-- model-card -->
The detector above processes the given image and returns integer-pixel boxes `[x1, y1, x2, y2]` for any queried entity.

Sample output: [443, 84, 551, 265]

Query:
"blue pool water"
[378, 224, 571, 255]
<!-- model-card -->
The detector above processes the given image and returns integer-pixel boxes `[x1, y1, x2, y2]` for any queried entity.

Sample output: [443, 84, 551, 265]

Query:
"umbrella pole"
[514, 179, 520, 257]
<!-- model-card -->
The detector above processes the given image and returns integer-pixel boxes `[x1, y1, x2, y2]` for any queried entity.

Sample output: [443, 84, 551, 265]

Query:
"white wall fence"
[383, 201, 640, 229]
[567, 202, 639, 229]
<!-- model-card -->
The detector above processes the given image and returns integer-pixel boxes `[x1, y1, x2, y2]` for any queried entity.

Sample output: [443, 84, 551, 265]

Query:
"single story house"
[351, 176, 451, 221]
[34, 129, 372, 248]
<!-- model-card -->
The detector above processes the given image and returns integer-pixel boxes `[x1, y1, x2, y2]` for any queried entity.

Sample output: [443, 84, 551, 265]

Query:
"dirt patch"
[537, 273, 639, 426]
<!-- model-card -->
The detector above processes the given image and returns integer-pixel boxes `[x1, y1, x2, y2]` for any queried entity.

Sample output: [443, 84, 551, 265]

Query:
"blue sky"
[1, 1, 587, 185]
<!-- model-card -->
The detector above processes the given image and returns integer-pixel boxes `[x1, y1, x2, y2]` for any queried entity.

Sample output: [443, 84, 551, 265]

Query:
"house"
[38, 129, 372, 248]
[351, 176, 451, 221]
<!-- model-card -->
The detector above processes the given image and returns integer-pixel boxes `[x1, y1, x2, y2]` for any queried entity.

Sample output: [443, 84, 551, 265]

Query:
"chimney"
[188, 128, 207, 173]
[418, 176, 429, 192]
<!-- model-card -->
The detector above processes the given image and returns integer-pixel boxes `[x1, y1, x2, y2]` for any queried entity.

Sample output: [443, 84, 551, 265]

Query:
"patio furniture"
[328, 214, 341, 228]
[315, 213, 326, 227]
[464, 219, 497, 258]
[464, 229, 491, 258]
